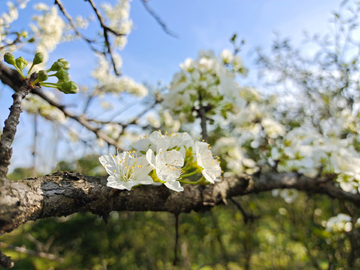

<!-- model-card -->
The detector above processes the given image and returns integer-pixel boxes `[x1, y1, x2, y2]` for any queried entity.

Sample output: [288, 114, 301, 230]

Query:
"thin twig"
[82, 88, 99, 115]
[140, 0, 178, 38]
[173, 213, 180, 266]
[54, 0, 96, 45]
[0, 35, 21, 50]
[229, 198, 261, 224]
[118, 99, 159, 137]
[31, 115, 37, 178]
[85, 0, 125, 75]
[0, 242, 64, 262]
[31, 88, 124, 151]
[210, 212, 229, 270]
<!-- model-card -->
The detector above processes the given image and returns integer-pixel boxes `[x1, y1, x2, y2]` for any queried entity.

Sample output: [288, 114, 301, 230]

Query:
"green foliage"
[7, 167, 33, 181]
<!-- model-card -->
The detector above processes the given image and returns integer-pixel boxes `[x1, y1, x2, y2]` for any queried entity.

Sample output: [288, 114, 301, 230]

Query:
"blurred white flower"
[326, 214, 353, 233]
[22, 91, 67, 123]
[195, 141, 221, 183]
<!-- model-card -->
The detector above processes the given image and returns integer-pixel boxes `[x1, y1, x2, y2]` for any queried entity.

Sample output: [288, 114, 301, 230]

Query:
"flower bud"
[48, 61, 64, 72]
[57, 58, 70, 70]
[32, 52, 44, 65]
[15, 56, 28, 71]
[58, 81, 79, 94]
[4, 52, 16, 65]
[37, 70, 48, 82]
[20, 31, 28, 38]
[55, 69, 70, 82]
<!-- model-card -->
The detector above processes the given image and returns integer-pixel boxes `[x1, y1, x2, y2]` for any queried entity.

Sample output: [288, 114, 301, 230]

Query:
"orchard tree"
[1, 0, 360, 269]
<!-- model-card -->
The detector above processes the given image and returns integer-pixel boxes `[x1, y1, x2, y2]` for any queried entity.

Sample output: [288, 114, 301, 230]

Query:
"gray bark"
[1, 171, 358, 235]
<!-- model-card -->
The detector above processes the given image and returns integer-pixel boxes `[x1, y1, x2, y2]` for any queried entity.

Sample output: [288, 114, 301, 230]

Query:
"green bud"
[15, 56, 28, 71]
[57, 58, 70, 70]
[49, 61, 64, 72]
[37, 70, 48, 82]
[4, 52, 16, 65]
[32, 52, 44, 65]
[55, 69, 70, 82]
[58, 81, 79, 94]
[28, 37, 35, 43]
[20, 31, 28, 38]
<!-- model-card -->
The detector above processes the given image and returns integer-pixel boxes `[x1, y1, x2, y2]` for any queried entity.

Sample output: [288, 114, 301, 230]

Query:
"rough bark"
[1, 171, 359, 235]
[0, 83, 32, 183]
[0, 62, 22, 93]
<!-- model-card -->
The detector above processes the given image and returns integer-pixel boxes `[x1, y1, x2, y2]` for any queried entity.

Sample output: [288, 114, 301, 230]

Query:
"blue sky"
[0, 0, 343, 171]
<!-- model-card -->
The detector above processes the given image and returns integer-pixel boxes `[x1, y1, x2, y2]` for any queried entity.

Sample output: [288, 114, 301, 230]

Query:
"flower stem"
[181, 169, 199, 178]
[179, 176, 207, 185]
[27, 64, 35, 77]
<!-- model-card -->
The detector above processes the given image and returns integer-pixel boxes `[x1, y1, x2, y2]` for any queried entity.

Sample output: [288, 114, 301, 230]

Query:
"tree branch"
[0, 171, 358, 235]
[0, 242, 64, 262]
[85, 0, 125, 76]
[0, 250, 13, 268]
[0, 62, 22, 93]
[0, 79, 32, 184]
[140, 0, 178, 38]
[31, 88, 125, 151]
[54, 0, 97, 47]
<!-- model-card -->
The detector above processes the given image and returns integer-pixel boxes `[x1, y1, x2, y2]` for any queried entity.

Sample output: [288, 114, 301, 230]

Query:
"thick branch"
[0, 171, 358, 235]
[0, 80, 31, 184]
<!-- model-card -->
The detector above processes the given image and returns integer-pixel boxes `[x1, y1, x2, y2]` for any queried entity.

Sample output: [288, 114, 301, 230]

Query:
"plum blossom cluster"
[31, 3, 66, 67]
[101, 0, 132, 48]
[162, 50, 248, 123]
[271, 189, 299, 204]
[325, 214, 360, 233]
[212, 87, 285, 177]
[0, 0, 29, 52]
[217, 119, 360, 195]
[92, 54, 148, 97]
[22, 91, 67, 123]
[202, 79, 360, 199]
[266, 125, 360, 194]
[99, 131, 222, 192]
[88, 1, 148, 98]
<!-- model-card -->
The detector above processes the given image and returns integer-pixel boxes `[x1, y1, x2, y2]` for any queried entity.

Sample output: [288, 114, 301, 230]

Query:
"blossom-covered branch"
[85, 0, 125, 75]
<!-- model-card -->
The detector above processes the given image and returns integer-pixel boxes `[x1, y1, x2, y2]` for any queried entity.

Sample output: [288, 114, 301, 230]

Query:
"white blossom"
[146, 148, 184, 192]
[22, 91, 67, 123]
[99, 151, 154, 191]
[195, 141, 221, 183]
[326, 214, 353, 233]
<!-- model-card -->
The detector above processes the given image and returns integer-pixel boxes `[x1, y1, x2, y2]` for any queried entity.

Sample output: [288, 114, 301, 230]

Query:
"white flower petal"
[107, 175, 128, 190]
[164, 181, 184, 192]
[146, 149, 156, 167]
[134, 138, 152, 152]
